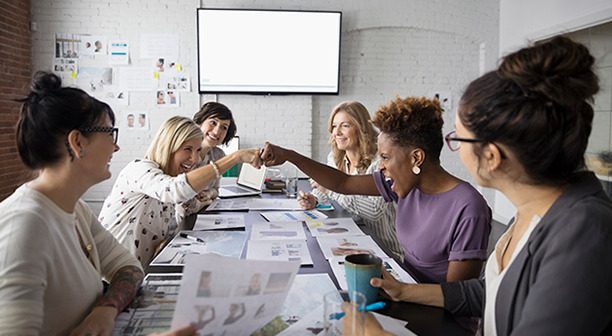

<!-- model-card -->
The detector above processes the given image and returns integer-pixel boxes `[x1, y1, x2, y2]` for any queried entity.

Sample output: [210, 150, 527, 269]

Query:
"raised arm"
[186, 148, 262, 192]
[261, 142, 379, 196]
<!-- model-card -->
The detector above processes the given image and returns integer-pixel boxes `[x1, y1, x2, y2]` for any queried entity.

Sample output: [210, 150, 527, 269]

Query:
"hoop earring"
[412, 166, 421, 175]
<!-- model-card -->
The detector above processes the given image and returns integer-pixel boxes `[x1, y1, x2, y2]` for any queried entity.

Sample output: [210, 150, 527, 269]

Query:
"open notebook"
[218, 164, 267, 198]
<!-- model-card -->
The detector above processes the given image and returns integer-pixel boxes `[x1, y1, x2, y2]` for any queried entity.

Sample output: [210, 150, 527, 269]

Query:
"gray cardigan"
[441, 172, 612, 335]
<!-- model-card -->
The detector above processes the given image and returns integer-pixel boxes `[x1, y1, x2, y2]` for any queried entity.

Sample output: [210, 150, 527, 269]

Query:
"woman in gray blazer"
[346, 35, 612, 335]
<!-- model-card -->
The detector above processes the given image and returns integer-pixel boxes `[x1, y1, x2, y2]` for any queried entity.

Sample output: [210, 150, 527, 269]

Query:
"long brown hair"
[328, 101, 378, 173]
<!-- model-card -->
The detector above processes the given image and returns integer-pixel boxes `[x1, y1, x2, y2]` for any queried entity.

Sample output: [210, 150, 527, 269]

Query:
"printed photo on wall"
[55, 33, 80, 59]
[154, 57, 177, 73]
[80, 35, 107, 56]
[156, 89, 179, 107]
[159, 72, 191, 92]
[76, 67, 112, 94]
[124, 112, 149, 131]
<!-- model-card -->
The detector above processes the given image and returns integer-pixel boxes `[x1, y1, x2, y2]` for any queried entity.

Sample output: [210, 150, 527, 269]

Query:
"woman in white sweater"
[0, 72, 144, 335]
[299, 101, 403, 260]
[99, 116, 261, 268]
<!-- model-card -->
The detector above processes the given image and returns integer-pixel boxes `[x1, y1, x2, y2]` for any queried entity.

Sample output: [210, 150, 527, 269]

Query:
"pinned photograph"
[77, 67, 112, 94]
[80, 35, 107, 56]
[156, 89, 179, 107]
[55, 33, 80, 58]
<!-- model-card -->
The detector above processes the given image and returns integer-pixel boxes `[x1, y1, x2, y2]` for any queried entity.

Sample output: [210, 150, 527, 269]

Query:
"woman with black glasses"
[261, 96, 492, 284]
[0, 72, 145, 334]
[344, 36, 612, 335]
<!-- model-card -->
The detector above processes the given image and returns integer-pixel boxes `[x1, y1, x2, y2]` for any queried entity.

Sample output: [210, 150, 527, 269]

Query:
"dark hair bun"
[30, 71, 62, 97]
[498, 36, 599, 107]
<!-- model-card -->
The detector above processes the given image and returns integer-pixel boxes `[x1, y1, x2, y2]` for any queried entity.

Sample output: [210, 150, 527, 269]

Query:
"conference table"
[151, 179, 475, 336]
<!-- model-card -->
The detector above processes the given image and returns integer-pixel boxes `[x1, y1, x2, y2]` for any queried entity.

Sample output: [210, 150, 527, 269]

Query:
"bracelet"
[210, 161, 221, 178]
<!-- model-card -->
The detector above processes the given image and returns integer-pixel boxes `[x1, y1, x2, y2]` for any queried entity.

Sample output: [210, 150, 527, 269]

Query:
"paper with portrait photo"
[316, 235, 389, 260]
[193, 214, 245, 231]
[155, 89, 179, 107]
[250, 221, 306, 241]
[150, 230, 247, 266]
[171, 254, 299, 336]
[304, 217, 364, 237]
[246, 239, 313, 265]
[80, 35, 107, 56]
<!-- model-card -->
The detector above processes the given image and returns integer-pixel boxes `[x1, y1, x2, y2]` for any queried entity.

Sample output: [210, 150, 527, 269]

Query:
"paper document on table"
[150, 231, 247, 266]
[248, 198, 302, 210]
[372, 312, 416, 335]
[171, 254, 300, 335]
[250, 221, 307, 241]
[304, 217, 365, 237]
[259, 210, 327, 222]
[254, 273, 337, 335]
[112, 273, 182, 335]
[205, 198, 251, 211]
[316, 235, 389, 260]
[246, 239, 313, 265]
[193, 214, 245, 230]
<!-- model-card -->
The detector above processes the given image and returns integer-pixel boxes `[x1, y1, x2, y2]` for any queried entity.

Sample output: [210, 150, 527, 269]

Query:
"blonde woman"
[301, 101, 402, 260]
[99, 116, 261, 267]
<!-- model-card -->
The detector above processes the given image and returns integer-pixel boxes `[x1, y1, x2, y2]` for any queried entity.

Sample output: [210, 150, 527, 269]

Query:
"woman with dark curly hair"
[261, 97, 491, 284]
[343, 35, 612, 336]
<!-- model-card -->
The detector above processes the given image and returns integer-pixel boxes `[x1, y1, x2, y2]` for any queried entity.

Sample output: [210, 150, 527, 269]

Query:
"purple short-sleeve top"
[373, 170, 491, 283]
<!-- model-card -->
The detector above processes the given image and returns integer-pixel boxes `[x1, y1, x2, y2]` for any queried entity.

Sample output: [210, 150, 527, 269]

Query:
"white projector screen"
[197, 8, 342, 94]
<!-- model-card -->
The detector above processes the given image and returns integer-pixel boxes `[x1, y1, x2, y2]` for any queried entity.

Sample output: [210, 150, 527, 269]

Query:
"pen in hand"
[179, 232, 205, 243]
[329, 301, 386, 320]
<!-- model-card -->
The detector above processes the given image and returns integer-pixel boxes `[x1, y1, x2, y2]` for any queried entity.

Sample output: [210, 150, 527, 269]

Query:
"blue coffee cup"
[344, 253, 382, 304]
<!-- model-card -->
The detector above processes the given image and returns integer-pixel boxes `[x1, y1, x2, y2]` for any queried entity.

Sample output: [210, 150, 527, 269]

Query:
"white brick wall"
[31, 0, 500, 210]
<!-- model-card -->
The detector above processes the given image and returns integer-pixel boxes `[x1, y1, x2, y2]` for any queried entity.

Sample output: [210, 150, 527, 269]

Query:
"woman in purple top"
[261, 97, 491, 283]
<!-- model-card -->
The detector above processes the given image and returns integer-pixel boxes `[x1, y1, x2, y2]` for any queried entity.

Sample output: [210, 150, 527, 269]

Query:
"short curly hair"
[372, 96, 444, 163]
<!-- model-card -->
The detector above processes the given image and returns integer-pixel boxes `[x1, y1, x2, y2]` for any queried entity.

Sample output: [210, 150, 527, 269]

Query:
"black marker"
[179, 232, 205, 243]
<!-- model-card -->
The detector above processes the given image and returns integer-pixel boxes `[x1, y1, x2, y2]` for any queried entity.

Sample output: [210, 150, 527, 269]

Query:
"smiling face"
[168, 137, 202, 176]
[200, 116, 231, 148]
[331, 111, 359, 152]
[84, 114, 119, 183]
[377, 132, 417, 198]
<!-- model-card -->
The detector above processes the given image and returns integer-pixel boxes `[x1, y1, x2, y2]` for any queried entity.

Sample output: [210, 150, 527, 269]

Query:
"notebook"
[218, 164, 267, 198]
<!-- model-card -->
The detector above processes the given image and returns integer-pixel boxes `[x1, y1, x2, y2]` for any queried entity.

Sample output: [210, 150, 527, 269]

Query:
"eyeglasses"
[79, 126, 119, 144]
[444, 130, 484, 152]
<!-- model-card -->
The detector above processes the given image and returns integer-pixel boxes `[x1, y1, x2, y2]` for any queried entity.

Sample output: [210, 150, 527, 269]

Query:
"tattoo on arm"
[96, 265, 144, 314]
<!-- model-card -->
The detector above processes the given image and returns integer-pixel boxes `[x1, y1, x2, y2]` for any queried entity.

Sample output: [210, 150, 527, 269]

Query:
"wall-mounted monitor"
[197, 8, 342, 95]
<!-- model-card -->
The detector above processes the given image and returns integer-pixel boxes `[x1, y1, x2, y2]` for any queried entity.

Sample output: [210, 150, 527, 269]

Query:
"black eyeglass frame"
[79, 126, 119, 144]
[444, 130, 484, 152]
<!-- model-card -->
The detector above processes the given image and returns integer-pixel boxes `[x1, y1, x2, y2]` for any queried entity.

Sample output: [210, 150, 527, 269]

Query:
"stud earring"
[79, 149, 85, 158]
[412, 166, 421, 175]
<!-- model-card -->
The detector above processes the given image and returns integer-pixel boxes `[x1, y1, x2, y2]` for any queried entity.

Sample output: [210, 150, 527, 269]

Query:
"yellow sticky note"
[176, 64, 182, 72]
[153, 71, 159, 79]
[71, 71, 77, 79]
